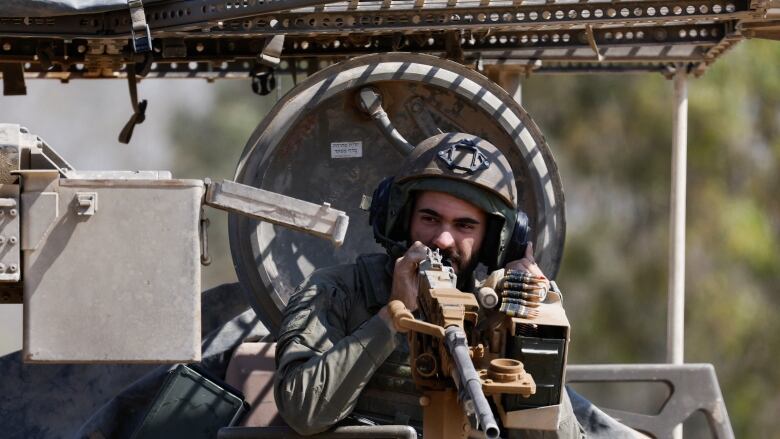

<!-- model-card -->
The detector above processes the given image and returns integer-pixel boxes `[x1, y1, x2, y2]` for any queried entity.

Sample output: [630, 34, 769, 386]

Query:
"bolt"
[9, 264, 17, 273]
[196, 42, 205, 52]
[9, 236, 17, 245]
[2, 42, 11, 51]
[77, 44, 86, 53]
[9, 209, 16, 217]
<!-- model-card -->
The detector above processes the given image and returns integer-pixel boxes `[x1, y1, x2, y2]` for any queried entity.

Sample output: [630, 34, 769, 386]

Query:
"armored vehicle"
[4, 0, 778, 437]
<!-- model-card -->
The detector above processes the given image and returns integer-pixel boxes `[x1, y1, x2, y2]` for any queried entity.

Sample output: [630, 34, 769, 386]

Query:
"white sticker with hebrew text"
[331, 141, 363, 159]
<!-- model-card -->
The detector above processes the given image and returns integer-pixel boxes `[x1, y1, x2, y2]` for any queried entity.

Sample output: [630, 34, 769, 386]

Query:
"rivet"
[0, 236, 5, 245]
[77, 45, 87, 53]
[9, 209, 16, 217]
[9, 264, 17, 273]
[2, 42, 11, 51]
[0, 263, 6, 271]
[9, 236, 17, 245]
[196, 42, 205, 52]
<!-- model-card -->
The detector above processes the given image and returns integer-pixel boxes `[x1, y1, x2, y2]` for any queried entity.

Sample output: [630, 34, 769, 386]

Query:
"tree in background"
[524, 40, 779, 437]
[166, 42, 779, 437]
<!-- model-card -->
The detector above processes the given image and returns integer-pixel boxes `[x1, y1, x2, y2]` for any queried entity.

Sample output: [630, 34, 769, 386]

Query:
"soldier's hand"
[389, 241, 428, 312]
[505, 242, 551, 292]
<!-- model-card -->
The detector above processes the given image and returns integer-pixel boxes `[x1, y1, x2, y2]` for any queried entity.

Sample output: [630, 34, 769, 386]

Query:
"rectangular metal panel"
[23, 178, 204, 363]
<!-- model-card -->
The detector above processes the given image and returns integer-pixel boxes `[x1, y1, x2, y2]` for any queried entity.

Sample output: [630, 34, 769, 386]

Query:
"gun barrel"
[444, 326, 500, 439]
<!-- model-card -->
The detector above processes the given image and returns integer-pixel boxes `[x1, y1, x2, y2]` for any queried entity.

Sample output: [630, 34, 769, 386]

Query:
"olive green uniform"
[274, 254, 587, 438]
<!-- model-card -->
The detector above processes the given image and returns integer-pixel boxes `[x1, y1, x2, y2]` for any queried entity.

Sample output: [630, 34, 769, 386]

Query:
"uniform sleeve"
[274, 272, 397, 436]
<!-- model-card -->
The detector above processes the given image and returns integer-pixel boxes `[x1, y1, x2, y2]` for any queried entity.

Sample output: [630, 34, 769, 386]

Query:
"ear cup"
[502, 210, 532, 266]
[369, 176, 395, 246]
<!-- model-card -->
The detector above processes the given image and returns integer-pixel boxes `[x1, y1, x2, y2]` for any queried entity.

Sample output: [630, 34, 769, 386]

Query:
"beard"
[436, 247, 479, 278]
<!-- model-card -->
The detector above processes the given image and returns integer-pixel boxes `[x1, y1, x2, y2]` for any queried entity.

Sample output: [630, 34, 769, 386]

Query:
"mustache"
[431, 247, 462, 267]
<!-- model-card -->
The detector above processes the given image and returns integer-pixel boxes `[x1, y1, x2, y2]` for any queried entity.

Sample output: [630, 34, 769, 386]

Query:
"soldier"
[274, 133, 639, 438]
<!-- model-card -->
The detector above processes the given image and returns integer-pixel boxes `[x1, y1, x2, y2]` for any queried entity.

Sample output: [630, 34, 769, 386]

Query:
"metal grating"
[0, 0, 777, 79]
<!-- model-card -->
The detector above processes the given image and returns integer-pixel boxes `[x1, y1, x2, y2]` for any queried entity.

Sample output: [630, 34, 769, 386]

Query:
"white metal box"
[21, 170, 203, 363]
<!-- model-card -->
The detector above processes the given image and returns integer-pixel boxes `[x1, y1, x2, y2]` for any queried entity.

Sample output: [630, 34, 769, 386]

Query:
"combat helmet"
[371, 132, 524, 270]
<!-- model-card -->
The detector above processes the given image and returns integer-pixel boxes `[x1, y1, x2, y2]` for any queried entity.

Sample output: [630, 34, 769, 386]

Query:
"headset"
[368, 176, 532, 269]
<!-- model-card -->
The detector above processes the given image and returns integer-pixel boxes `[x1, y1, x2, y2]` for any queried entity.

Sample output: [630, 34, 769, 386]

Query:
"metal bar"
[0, 0, 348, 38]
[667, 66, 688, 439]
[0, 22, 726, 59]
[218, 425, 418, 439]
[204, 179, 349, 246]
[667, 66, 687, 366]
[211, 5, 747, 36]
[0, 0, 752, 38]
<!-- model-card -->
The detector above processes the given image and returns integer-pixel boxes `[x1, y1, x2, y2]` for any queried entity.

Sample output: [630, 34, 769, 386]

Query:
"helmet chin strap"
[373, 221, 409, 259]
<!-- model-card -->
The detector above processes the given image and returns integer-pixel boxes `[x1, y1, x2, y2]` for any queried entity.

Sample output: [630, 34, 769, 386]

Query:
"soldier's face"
[409, 191, 487, 275]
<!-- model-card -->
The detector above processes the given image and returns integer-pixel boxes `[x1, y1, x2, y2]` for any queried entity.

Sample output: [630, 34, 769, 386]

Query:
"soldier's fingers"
[396, 242, 427, 268]
[524, 242, 535, 261]
[406, 241, 429, 261]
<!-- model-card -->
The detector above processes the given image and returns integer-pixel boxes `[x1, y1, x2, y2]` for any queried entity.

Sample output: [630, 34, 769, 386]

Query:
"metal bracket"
[0, 63, 26, 96]
[585, 24, 605, 61]
[75, 192, 98, 216]
[199, 207, 211, 266]
[567, 364, 735, 439]
[128, 0, 153, 53]
[0, 190, 21, 283]
[258, 35, 285, 67]
[204, 179, 349, 246]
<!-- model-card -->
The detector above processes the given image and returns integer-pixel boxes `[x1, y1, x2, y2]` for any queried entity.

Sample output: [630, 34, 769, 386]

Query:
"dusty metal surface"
[566, 363, 735, 439]
[0, 184, 21, 283]
[0, 0, 778, 80]
[228, 52, 566, 334]
[22, 173, 204, 363]
[205, 179, 349, 246]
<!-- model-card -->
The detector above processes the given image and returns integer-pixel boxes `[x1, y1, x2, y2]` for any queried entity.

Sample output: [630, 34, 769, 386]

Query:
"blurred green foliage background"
[157, 40, 780, 437]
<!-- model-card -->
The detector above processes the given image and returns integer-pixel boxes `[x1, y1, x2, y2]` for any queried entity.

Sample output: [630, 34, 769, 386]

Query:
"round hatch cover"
[229, 53, 566, 335]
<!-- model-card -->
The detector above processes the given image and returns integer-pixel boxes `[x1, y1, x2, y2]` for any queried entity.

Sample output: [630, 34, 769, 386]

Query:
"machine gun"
[388, 248, 569, 439]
